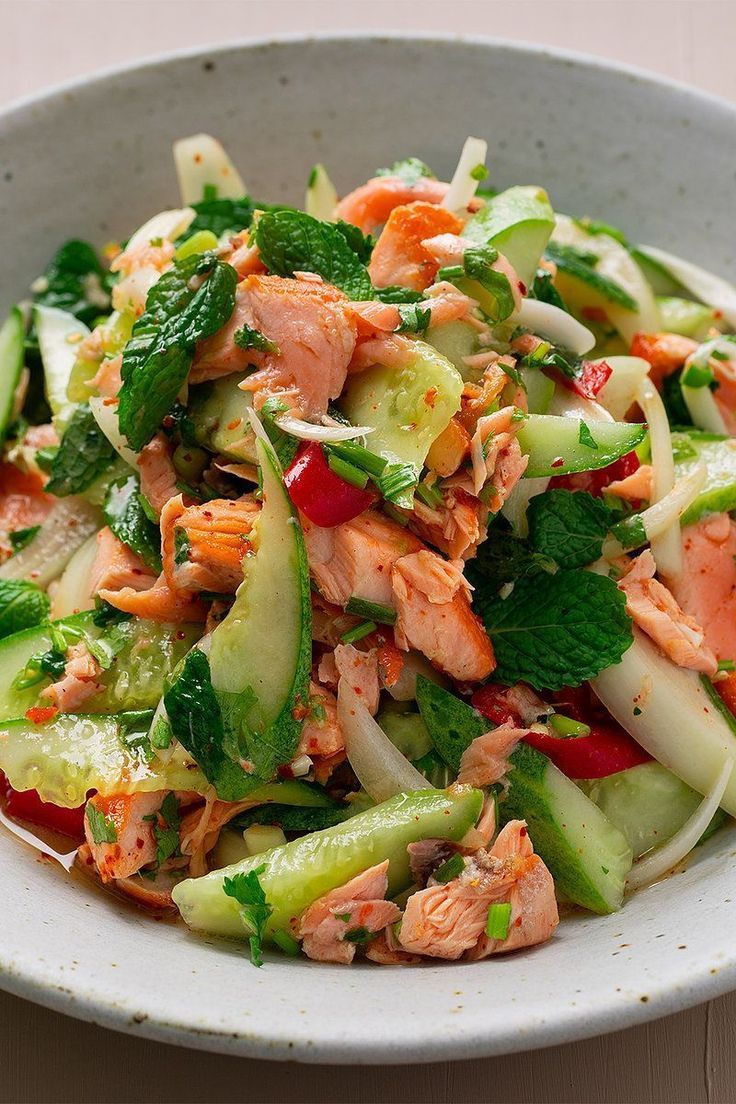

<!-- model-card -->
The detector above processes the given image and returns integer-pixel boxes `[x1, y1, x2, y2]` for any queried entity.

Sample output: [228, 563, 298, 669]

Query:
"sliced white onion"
[500, 476, 550, 538]
[385, 650, 448, 701]
[636, 376, 680, 580]
[337, 680, 428, 803]
[515, 299, 595, 355]
[125, 207, 196, 254]
[88, 396, 138, 467]
[592, 628, 736, 816]
[548, 385, 614, 423]
[602, 463, 707, 560]
[681, 339, 734, 434]
[627, 758, 733, 890]
[0, 497, 101, 588]
[34, 305, 90, 426]
[636, 245, 736, 328]
[595, 356, 651, 421]
[0, 807, 77, 872]
[305, 164, 338, 222]
[274, 414, 375, 442]
[442, 136, 488, 214]
[173, 134, 247, 207]
[50, 532, 99, 619]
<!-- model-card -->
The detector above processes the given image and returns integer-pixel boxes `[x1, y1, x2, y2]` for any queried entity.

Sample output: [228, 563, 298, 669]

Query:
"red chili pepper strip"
[549, 449, 640, 498]
[569, 359, 613, 400]
[1, 772, 86, 838]
[523, 723, 651, 779]
[25, 705, 59, 724]
[471, 685, 518, 727]
[284, 443, 376, 528]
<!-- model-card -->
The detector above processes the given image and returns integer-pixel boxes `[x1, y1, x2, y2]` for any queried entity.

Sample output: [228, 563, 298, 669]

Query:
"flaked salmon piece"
[334, 643, 380, 715]
[298, 860, 401, 964]
[99, 574, 208, 622]
[137, 433, 179, 519]
[457, 361, 511, 435]
[40, 641, 103, 712]
[316, 649, 339, 689]
[298, 681, 344, 759]
[468, 821, 559, 958]
[312, 749, 347, 786]
[191, 275, 357, 418]
[160, 493, 259, 594]
[457, 723, 528, 789]
[606, 464, 653, 502]
[368, 202, 464, 291]
[411, 485, 487, 562]
[365, 926, 421, 965]
[334, 175, 459, 235]
[89, 527, 157, 597]
[347, 332, 417, 375]
[84, 791, 164, 882]
[424, 233, 525, 308]
[303, 509, 423, 608]
[110, 240, 176, 316]
[630, 332, 697, 389]
[179, 792, 258, 878]
[618, 549, 717, 675]
[376, 637, 405, 689]
[392, 550, 495, 682]
[90, 353, 123, 399]
[469, 407, 528, 502]
[0, 461, 55, 554]
[672, 514, 736, 661]
[227, 233, 266, 278]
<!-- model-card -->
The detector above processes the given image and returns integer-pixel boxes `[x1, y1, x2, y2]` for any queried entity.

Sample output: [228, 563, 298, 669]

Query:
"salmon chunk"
[84, 791, 164, 882]
[672, 514, 736, 662]
[89, 527, 157, 597]
[298, 681, 344, 759]
[137, 433, 179, 519]
[191, 274, 357, 418]
[368, 202, 463, 291]
[334, 175, 455, 234]
[41, 641, 103, 712]
[457, 722, 527, 788]
[160, 494, 260, 594]
[99, 574, 208, 623]
[298, 860, 401, 964]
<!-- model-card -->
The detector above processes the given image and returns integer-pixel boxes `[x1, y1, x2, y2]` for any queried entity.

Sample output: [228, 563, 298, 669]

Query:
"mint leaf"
[465, 530, 556, 594]
[254, 210, 373, 300]
[544, 242, 637, 311]
[0, 580, 50, 640]
[185, 195, 256, 239]
[86, 801, 117, 844]
[33, 239, 112, 326]
[334, 221, 375, 264]
[375, 157, 435, 186]
[374, 285, 425, 305]
[45, 403, 117, 496]
[476, 570, 633, 690]
[415, 676, 486, 773]
[527, 490, 616, 569]
[118, 253, 237, 450]
[223, 865, 273, 967]
[104, 473, 162, 573]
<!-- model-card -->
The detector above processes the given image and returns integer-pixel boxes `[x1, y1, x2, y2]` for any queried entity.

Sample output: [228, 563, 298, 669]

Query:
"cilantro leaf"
[45, 403, 117, 496]
[153, 792, 181, 866]
[118, 253, 237, 450]
[465, 530, 556, 594]
[530, 268, 567, 310]
[254, 210, 373, 300]
[527, 490, 616, 569]
[173, 528, 191, 565]
[33, 240, 112, 326]
[9, 526, 40, 554]
[233, 325, 279, 355]
[474, 570, 633, 690]
[578, 421, 598, 449]
[0, 580, 50, 640]
[104, 473, 162, 573]
[375, 157, 435, 186]
[544, 242, 637, 311]
[395, 303, 431, 335]
[223, 865, 273, 967]
[86, 801, 117, 844]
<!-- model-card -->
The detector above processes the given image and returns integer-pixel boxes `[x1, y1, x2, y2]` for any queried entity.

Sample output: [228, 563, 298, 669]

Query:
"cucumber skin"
[502, 743, 632, 914]
[173, 787, 483, 939]
[0, 307, 24, 446]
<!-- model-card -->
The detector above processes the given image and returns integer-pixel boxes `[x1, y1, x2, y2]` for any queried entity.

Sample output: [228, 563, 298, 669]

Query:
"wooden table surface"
[1, 1, 735, 1100]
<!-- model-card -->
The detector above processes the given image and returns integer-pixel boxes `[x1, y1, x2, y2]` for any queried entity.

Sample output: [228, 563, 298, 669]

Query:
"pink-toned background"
[1, 2, 735, 1100]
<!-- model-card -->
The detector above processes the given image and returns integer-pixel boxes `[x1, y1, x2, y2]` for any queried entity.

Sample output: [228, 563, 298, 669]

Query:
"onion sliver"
[125, 207, 195, 253]
[337, 681, 428, 803]
[626, 759, 733, 890]
[274, 414, 374, 442]
[636, 377, 680, 580]
[595, 356, 651, 421]
[516, 299, 595, 355]
[88, 396, 138, 467]
[442, 136, 488, 214]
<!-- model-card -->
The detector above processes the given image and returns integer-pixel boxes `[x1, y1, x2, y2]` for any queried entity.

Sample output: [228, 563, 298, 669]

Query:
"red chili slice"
[284, 443, 376, 527]
[523, 723, 651, 779]
[1, 772, 86, 838]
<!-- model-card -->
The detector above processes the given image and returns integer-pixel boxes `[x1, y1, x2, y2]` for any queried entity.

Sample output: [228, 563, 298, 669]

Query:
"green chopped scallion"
[340, 620, 377, 645]
[433, 852, 465, 884]
[485, 901, 512, 941]
[272, 930, 301, 957]
[327, 453, 370, 489]
[549, 714, 591, 738]
[345, 596, 397, 625]
[328, 441, 388, 478]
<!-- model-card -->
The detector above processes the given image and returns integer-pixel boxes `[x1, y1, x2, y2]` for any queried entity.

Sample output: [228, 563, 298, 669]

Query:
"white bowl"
[1, 35, 736, 1064]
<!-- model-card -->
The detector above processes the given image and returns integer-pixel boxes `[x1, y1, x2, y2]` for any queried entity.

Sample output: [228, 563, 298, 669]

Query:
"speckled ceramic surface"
[1, 35, 736, 1064]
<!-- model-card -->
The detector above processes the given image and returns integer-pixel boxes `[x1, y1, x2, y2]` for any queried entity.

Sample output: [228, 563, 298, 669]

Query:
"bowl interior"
[1, 36, 736, 1063]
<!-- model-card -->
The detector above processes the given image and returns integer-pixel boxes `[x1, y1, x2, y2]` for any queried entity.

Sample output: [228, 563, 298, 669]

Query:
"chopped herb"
[415, 480, 444, 509]
[9, 526, 40, 554]
[334, 221, 375, 264]
[433, 852, 465, 884]
[0, 580, 50, 641]
[173, 528, 192, 565]
[485, 901, 512, 941]
[530, 269, 567, 310]
[376, 461, 417, 506]
[345, 596, 397, 625]
[527, 490, 616, 570]
[374, 285, 425, 305]
[91, 600, 133, 629]
[681, 362, 714, 389]
[470, 163, 489, 182]
[578, 421, 598, 450]
[153, 792, 181, 866]
[223, 865, 273, 968]
[327, 453, 369, 489]
[327, 441, 388, 478]
[254, 209, 372, 300]
[375, 157, 435, 186]
[335, 912, 352, 923]
[233, 325, 279, 355]
[45, 403, 118, 496]
[344, 926, 376, 945]
[340, 620, 377, 645]
[717, 659, 736, 672]
[86, 802, 117, 844]
[610, 513, 647, 551]
[32, 239, 112, 326]
[104, 474, 162, 573]
[395, 302, 431, 335]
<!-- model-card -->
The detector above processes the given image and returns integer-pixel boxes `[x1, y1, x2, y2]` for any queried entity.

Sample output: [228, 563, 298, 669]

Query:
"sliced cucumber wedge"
[190, 375, 256, 463]
[516, 414, 646, 478]
[0, 307, 25, 445]
[34, 304, 90, 428]
[464, 185, 555, 287]
[172, 786, 483, 940]
[671, 430, 736, 524]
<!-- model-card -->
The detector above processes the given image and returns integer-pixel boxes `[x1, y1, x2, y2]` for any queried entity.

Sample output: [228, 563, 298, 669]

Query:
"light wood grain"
[1, 1, 735, 1100]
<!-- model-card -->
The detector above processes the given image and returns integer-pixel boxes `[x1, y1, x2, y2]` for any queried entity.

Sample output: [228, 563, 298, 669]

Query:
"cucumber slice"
[521, 366, 555, 414]
[464, 185, 555, 287]
[0, 307, 24, 445]
[377, 710, 433, 760]
[166, 436, 312, 799]
[49, 535, 98, 619]
[34, 304, 90, 428]
[0, 612, 201, 721]
[516, 414, 646, 478]
[657, 297, 719, 340]
[580, 761, 728, 859]
[172, 787, 483, 940]
[67, 310, 134, 403]
[503, 743, 633, 913]
[0, 712, 208, 807]
[190, 375, 256, 463]
[671, 430, 736, 524]
[425, 320, 479, 379]
[340, 339, 463, 502]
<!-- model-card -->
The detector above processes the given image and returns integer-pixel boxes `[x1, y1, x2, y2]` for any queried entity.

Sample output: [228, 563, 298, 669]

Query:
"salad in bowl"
[1, 132, 735, 969]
